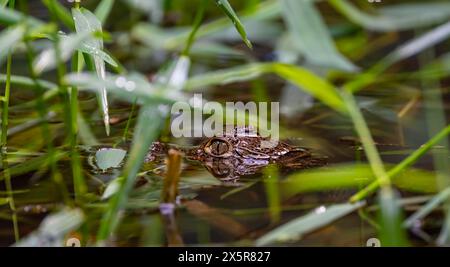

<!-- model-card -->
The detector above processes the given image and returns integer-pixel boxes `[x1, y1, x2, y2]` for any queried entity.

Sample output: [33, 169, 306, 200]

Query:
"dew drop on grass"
[315, 205, 327, 214]
[125, 81, 136, 91]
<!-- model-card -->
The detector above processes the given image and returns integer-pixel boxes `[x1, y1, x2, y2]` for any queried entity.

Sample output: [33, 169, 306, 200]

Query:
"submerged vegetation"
[0, 0, 450, 246]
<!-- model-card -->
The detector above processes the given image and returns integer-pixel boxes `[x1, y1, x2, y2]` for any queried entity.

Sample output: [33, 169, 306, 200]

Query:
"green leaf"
[185, 63, 346, 113]
[282, 0, 357, 72]
[72, 7, 113, 135]
[95, 0, 115, 24]
[255, 202, 364, 246]
[97, 105, 168, 242]
[33, 31, 91, 75]
[95, 148, 127, 171]
[14, 208, 84, 247]
[214, 0, 252, 49]
[1, 0, 8, 7]
[0, 25, 25, 67]
[329, 0, 450, 32]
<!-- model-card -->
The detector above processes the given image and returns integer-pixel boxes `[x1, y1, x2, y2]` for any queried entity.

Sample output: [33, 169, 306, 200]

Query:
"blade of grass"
[182, 0, 207, 56]
[0, 24, 25, 70]
[404, 187, 450, 228]
[214, 0, 252, 49]
[341, 90, 407, 246]
[1, 0, 19, 242]
[72, 7, 111, 135]
[65, 72, 183, 104]
[0, 74, 56, 91]
[33, 31, 91, 75]
[94, 0, 115, 24]
[263, 165, 281, 224]
[24, 39, 71, 205]
[0, 5, 42, 26]
[329, 0, 450, 32]
[282, 0, 357, 72]
[255, 202, 364, 246]
[417, 38, 450, 245]
[185, 62, 346, 113]
[42, 0, 75, 30]
[68, 1, 88, 201]
[96, 105, 167, 242]
[350, 125, 450, 202]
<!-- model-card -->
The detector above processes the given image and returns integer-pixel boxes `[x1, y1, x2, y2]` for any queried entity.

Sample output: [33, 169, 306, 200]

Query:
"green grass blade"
[72, 7, 111, 135]
[384, 21, 450, 67]
[95, 0, 115, 24]
[263, 165, 281, 224]
[0, 25, 25, 67]
[329, 0, 450, 32]
[185, 62, 346, 113]
[350, 124, 450, 202]
[42, 0, 75, 30]
[255, 202, 364, 246]
[33, 31, 91, 75]
[0, 5, 42, 26]
[404, 187, 450, 228]
[14, 208, 84, 247]
[282, 0, 357, 72]
[65, 72, 182, 104]
[281, 163, 437, 198]
[96, 105, 167, 242]
[214, 0, 252, 49]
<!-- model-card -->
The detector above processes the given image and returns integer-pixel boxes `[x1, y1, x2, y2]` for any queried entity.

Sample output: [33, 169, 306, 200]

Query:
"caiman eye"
[205, 138, 232, 157]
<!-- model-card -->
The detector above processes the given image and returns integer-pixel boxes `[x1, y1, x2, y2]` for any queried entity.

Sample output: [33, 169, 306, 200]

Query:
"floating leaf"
[255, 202, 364, 246]
[95, 148, 127, 171]
[282, 0, 357, 72]
[214, 0, 252, 49]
